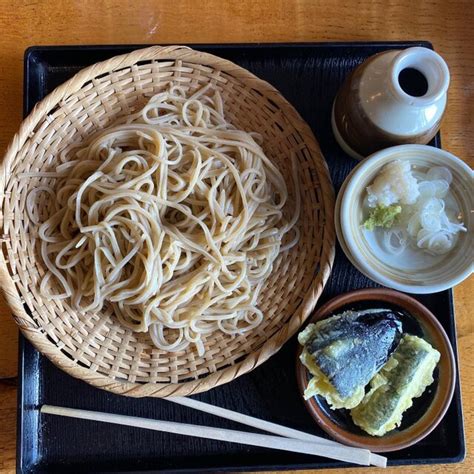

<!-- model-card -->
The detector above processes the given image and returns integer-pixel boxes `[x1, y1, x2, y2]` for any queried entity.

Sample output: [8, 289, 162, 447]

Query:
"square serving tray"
[17, 42, 465, 473]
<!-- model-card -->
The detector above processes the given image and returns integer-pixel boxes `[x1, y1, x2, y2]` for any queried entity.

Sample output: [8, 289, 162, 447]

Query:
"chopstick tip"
[370, 452, 387, 468]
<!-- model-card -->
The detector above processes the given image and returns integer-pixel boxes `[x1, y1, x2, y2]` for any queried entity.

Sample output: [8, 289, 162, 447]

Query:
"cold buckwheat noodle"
[26, 85, 300, 356]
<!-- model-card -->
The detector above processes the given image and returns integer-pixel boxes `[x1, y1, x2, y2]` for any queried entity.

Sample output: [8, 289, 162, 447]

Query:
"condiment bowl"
[296, 288, 456, 452]
[336, 144, 473, 293]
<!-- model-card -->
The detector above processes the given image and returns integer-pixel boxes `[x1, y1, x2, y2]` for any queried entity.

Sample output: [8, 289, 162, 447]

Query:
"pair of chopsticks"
[41, 397, 386, 468]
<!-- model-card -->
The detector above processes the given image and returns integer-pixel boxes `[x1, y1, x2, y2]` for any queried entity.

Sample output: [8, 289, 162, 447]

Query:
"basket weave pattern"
[0, 46, 335, 397]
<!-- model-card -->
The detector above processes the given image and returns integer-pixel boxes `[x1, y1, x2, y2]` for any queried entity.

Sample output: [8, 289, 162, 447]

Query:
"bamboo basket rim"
[0, 45, 335, 397]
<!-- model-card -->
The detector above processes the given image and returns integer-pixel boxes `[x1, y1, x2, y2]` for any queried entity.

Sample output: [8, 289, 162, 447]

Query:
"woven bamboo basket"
[0, 45, 335, 397]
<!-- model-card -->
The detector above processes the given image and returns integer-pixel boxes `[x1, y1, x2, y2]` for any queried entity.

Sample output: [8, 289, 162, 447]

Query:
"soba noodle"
[27, 85, 300, 355]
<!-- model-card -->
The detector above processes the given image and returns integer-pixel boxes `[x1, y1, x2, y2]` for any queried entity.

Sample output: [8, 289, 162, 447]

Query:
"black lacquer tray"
[17, 42, 465, 473]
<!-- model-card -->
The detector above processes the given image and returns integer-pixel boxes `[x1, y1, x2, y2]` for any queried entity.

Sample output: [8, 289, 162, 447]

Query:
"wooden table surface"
[0, 0, 472, 472]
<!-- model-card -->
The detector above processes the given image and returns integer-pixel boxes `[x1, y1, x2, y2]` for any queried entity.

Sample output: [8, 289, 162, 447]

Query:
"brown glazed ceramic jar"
[332, 47, 450, 160]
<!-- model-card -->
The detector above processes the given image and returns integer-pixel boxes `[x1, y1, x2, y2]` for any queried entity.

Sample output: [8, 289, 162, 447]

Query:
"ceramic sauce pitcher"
[332, 47, 450, 160]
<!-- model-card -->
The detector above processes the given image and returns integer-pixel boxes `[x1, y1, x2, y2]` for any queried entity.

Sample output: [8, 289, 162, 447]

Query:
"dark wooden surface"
[14, 43, 464, 474]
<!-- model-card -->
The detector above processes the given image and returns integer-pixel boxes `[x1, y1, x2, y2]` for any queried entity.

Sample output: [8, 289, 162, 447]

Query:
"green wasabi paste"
[363, 204, 401, 231]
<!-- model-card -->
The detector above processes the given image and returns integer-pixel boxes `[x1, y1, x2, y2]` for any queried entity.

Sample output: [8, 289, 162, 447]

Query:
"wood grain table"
[0, 1, 472, 472]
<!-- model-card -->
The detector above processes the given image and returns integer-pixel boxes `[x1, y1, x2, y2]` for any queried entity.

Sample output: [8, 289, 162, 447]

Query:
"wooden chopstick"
[168, 397, 386, 468]
[41, 405, 373, 467]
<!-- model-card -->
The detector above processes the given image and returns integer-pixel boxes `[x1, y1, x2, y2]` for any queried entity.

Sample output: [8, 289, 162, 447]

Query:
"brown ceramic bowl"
[296, 288, 456, 452]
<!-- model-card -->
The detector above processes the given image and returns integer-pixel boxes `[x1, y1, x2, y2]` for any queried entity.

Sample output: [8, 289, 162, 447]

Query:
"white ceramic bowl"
[336, 145, 473, 293]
